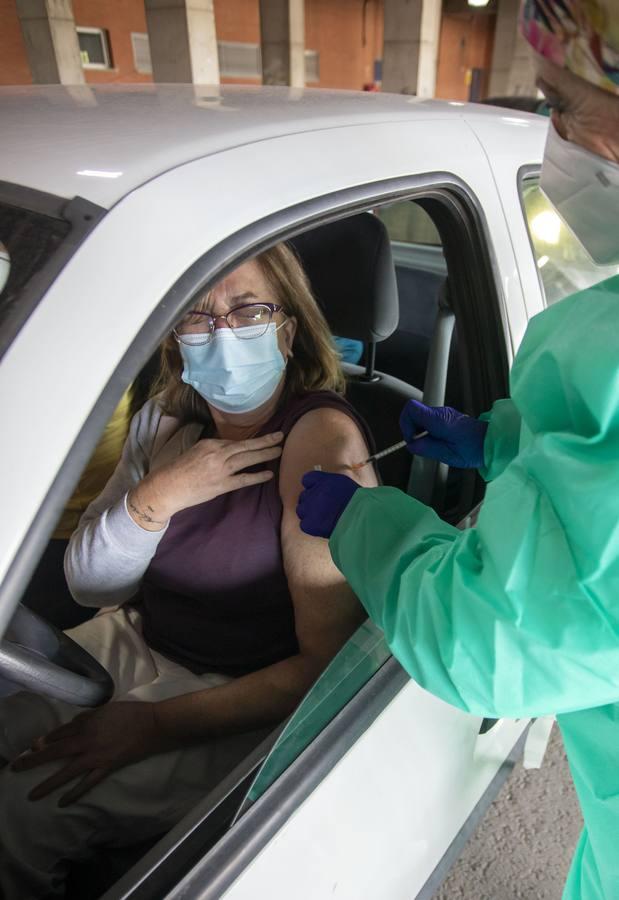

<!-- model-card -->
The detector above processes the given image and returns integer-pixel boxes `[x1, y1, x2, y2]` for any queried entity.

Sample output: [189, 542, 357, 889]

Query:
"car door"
[2, 115, 534, 900]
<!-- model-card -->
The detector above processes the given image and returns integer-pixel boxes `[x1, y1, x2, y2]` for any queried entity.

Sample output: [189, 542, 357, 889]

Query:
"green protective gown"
[330, 275, 619, 899]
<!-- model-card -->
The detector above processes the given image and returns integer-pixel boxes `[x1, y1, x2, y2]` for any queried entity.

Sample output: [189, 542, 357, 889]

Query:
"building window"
[77, 27, 112, 70]
[305, 50, 319, 83]
[218, 42, 261, 79]
[217, 41, 320, 83]
[131, 33, 152, 74]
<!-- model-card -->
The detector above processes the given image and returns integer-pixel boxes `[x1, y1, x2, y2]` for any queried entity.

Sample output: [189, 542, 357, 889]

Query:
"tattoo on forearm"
[128, 497, 167, 526]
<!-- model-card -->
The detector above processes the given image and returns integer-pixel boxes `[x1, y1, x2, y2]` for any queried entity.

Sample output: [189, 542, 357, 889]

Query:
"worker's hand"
[400, 399, 488, 469]
[297, 471, 360, 538]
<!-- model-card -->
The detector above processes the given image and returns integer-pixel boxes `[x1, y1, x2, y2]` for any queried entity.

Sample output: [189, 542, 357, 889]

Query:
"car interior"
[3, 195, 495, 898]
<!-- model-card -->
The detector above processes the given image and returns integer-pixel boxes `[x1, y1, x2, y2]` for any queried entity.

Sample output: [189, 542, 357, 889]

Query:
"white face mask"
[179, 323, 287, 414]
[540, 120, 619, 266]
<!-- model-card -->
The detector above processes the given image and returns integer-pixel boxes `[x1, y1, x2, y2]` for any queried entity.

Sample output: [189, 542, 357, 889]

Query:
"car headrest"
[289, 213, 399, 344]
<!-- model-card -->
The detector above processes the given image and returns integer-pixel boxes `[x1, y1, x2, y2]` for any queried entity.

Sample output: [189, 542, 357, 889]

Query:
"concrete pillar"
[144, 0, 219, 84]
[259, 0, 305, 88]
[15, 0, 84, 85]
[488, 0, 536, 96]
[382, 0, 442, 97]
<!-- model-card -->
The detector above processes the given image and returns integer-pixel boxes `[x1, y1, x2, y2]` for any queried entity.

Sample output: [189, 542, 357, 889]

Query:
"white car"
[0, 85, 604, 900]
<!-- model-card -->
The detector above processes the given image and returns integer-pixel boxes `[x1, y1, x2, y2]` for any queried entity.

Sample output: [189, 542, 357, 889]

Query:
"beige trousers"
[0, 607, 267, 900]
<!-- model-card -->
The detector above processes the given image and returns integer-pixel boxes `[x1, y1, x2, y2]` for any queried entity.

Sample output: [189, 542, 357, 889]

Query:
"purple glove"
[297, 471, 360, 538]
[400, 398, 488, 469]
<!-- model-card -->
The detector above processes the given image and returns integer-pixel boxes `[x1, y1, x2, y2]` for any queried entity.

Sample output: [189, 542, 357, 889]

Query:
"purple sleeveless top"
[140, 391, 374, 676]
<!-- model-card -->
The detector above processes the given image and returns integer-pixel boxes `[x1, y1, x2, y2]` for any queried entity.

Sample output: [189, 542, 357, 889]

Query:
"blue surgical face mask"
[179, 323, 287, 414]
[541, 121, 619, 266]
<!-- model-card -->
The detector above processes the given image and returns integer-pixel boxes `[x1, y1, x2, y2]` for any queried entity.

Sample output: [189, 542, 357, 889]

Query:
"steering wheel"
[0, 604, 114, 707]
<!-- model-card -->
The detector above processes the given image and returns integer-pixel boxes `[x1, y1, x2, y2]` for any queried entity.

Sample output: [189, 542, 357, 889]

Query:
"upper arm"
[278, 406, 378, 665]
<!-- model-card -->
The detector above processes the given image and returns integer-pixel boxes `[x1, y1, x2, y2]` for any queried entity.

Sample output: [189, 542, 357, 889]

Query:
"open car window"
[377, 199, 446, 285]
[235, 194, 489, 818]
[376, 198, 441, 247]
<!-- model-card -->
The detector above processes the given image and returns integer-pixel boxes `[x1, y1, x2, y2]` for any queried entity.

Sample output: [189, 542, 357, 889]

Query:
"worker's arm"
[479, 398, 523, 481]
[330, 440, 619, 720]
[332, 280, 619, 721]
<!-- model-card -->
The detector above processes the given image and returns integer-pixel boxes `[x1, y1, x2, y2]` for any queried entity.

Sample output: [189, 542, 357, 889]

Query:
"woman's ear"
[282, 316, 297, 358]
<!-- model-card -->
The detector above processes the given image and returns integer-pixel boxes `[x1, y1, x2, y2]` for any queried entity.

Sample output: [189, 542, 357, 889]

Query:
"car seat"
[290, 213, 462, 513]
[289, 213, 422, 491]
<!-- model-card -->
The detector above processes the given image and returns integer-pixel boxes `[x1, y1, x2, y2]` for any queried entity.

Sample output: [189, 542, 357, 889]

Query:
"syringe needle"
[350, 431, 429, 471]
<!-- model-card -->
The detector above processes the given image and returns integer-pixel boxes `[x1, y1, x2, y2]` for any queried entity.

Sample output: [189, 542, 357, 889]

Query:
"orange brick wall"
[435, 12, 496, 101]
[213, 0, 384, 89]
[306, 0, 384, 90]
[0, 0, 32, 85]
[214, 0, 260, 43]
[1, 0, 491, 97]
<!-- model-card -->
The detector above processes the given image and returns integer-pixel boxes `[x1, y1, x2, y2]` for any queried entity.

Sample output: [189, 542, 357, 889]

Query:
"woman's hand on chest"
[127, 431, 284, 530]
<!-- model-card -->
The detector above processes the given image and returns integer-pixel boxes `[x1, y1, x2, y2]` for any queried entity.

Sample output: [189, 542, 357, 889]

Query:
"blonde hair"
[153, 242, 346, 424]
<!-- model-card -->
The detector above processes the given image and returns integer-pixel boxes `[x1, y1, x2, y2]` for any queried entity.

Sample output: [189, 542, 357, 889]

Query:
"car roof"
[0, 84, 546, 209]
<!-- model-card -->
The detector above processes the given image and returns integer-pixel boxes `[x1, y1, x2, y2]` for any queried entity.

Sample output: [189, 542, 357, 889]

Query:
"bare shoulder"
[288, 404, 363, 438]
[279, 404, 377, 506]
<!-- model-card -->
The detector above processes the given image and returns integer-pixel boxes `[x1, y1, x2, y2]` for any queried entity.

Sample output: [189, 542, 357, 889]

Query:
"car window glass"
[242, 619, 391, 810]
[0, 202, 70, 339]
[521, 180, 619, 306]
[376, 199, 441, 246]
[0, 242, 10, 294]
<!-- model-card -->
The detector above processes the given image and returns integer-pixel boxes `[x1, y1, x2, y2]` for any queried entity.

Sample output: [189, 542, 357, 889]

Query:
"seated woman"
[0, 243, 377, 900]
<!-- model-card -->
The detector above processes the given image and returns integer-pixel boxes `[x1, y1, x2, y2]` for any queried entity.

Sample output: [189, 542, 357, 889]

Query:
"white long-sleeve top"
[65, 399, 201, 608]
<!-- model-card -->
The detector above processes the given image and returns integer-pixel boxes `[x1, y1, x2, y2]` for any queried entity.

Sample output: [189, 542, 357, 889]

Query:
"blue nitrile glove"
[399, 398, 488, 469]
[297, 471, 360, 538]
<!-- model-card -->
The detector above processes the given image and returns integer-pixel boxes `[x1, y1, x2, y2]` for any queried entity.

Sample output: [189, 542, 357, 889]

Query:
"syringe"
[350, 431, 428, 471]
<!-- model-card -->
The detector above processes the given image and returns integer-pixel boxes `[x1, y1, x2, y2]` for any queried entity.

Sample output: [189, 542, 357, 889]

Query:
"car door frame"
[50, 171, 524, 898]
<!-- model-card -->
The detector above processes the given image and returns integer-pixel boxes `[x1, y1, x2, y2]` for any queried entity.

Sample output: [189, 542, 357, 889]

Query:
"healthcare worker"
[297, 2, 619, 897]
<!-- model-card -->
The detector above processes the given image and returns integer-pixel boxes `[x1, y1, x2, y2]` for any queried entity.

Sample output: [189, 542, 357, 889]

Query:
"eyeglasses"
[173, 303, 286, 345]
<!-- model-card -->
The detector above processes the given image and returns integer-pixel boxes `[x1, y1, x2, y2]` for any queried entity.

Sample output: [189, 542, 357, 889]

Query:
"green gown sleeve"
[479, 398, 523, 482]
[330, 277, 619, 720]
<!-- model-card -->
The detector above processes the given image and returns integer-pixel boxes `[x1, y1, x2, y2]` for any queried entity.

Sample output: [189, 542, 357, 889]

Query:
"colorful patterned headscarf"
[520, 0, 619, 94]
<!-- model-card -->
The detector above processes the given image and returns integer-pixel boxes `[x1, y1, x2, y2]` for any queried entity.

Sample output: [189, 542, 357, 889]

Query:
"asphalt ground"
[434, 725, 582, 900]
